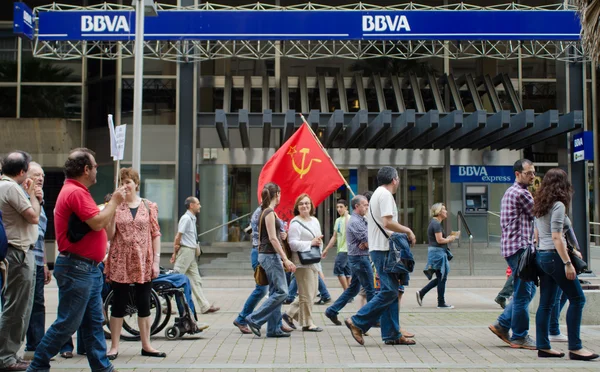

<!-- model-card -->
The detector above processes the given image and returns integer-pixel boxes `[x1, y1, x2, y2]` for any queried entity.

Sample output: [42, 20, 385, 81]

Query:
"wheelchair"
[103, 275, 201, 340]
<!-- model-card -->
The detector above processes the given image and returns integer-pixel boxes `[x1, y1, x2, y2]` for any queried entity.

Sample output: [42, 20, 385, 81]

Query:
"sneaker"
[494, 296, 507, 309]
[325, 310, 342, 326]
[416, 292, 423, 306]
[510, 335, 537, 350]
[437, 303, 454, 309]
[549, 333, 568, 343]
[488, 323, 511, 345]
[283, 298, 294, 305]
[314, 297, 332, 305]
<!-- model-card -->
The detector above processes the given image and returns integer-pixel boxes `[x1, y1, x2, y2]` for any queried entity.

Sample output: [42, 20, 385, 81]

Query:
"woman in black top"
[416, 203, 456, 309]
[244, 182, 296, 338]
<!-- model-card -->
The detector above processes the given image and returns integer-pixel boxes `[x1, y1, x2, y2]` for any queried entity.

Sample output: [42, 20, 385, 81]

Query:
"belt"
[60, 252, 100, 267]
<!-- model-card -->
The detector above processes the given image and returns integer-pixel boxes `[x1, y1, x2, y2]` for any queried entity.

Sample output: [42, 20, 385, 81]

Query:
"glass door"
[406, 169, 429, 244]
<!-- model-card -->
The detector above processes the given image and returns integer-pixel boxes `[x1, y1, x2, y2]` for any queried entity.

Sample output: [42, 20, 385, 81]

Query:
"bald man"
[0, 151, 41, 371]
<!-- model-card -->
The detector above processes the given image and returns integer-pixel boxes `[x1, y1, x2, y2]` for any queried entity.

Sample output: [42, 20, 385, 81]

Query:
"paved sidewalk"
[31, 282, 600, 371]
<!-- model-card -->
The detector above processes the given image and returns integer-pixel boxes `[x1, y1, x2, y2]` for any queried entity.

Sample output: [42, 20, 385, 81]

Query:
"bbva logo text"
[81, 15, 130, 33]
[458, 166, 488, 177]
[362, 15, 411, 32]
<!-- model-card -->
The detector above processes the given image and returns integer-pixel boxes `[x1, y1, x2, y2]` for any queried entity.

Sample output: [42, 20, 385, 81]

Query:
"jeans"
[326, 255, 375, 317]
[550, 288, 568, 336]
[351, 251, 400, 342]
[419, 270, 448, 305]
[246, 254, 288, 336]
[535, 250, 586, 351]
[235, 247, 268, 325]
[26, 265, 46, 351]
[333, 252, 352, 277]
[287, 273, 330, 301]
[59, 331, 85, 355]
[0, 247, 35, 368]
[497, 250, 536, 340]
[497, 274, 514, 300]
[27, 256, 113, 372]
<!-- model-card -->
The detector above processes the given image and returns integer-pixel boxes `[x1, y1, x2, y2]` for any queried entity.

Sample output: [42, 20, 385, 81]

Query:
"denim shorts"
[333, 252, 352, 277]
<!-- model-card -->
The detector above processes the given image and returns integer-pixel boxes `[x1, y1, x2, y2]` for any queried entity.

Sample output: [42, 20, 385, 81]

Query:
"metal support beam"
[318, 74, 329, 113]
[427, 72, 446, 112]
[243, 75, 251, 110]
[299, 76, 309, 113]
[362, 110, 391, 149]
[373, 74, 387, 111]
[440, 74, 465, 112]
[489, 110, 558, 150]
[435, 110, 487, 149]
[281, 76, 289, 112]
[283, 110, 296, 143]
[420, 110, 463, 148]
[409, 73, 426, 113]
[239, 109, 250, 148]
[345, 110, 368, 148]
[308, 109, 320, 133]
[495, 73, 523, 113]
[465, 74, 484, 111]
[384, 110, 416, 148]
[262, 74, 269, 111]
[325, 110, 344, 147]
[452, 110, 510, 149]
[355, 74, 367, 110]
[223, 75, 232, 113]
[391, 75, 406, 113]
[215, 109, 229, 148]
[508, 111, 583, 149]
[402, 110, 439, 148]
[336, 73, 349, 112]
[474, 109, 534, 149]
[262, 109, 272, 148]
[480, 74, 503, 112]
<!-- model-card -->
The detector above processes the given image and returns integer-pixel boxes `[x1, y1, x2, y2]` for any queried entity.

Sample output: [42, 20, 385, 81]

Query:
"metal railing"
[457, 211, 475, 276]
[487, 211, 501, 248]
[197, 212, 252, 238]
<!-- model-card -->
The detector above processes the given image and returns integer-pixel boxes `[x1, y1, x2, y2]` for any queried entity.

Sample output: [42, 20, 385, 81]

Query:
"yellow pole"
[299, 113, 356, 198]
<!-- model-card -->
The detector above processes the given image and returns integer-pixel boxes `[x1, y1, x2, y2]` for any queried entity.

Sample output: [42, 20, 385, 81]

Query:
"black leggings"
[110, 281, 153, 318]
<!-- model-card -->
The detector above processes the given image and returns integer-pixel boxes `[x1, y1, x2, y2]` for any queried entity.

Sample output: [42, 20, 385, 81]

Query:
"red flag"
[257, 122, 345, 222]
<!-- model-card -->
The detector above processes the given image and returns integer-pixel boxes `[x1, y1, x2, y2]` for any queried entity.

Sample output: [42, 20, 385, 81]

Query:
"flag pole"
[299, 113, 356, 198]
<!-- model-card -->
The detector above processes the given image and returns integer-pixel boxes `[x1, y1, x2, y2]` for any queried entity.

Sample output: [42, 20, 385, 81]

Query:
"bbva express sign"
[450, 166, 515, 184]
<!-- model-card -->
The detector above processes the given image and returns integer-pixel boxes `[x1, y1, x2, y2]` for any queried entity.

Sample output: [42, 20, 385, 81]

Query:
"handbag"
[254, 265, 268, 286]
[290, 220, 322, 265]
[446, 248, 454, 261]
[515, 218, 538, 285]
[565, 228, 587, 274]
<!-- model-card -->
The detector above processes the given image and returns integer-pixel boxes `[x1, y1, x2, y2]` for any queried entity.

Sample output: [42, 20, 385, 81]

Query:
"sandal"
[385, 336, 416, 345]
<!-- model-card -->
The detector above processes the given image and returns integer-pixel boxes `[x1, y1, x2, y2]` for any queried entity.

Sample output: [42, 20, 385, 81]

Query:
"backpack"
[0, 210, 8, 261]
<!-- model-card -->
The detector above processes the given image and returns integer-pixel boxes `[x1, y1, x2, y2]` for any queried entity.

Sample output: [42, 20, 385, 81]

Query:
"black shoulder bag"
[516, 220, 538, 285]
[291, 219, 321, 265]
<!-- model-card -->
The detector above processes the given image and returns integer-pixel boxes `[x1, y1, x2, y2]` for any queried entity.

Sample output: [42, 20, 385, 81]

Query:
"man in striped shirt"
[489, 159, 536, 350]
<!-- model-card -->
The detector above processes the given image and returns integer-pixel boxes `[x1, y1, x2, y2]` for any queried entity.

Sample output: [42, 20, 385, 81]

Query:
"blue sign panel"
[13, 2, 34, 40]
[573, 131, 594, 162]
[34, 10, 581, 41]
[451, 166, 514, 184]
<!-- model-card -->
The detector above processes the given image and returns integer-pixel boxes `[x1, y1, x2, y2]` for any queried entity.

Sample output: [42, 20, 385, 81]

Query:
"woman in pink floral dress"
[105, 168, 165, 359]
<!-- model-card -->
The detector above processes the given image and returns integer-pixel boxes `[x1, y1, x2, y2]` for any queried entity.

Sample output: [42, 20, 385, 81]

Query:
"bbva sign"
[81, 15, 130, 33]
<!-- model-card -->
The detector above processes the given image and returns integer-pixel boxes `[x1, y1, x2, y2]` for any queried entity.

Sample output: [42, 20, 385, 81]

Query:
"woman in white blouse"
[282, 194, 324, 332]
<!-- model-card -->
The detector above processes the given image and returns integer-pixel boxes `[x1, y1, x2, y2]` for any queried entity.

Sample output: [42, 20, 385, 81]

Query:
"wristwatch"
[564, 261, 572, 266]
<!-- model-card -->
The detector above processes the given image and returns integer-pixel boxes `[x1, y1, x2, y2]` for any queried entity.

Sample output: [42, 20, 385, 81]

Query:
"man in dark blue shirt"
[325, 195, 375, 325]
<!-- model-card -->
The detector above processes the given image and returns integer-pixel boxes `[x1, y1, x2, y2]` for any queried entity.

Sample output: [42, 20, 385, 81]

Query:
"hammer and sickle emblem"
[290, 147, 321, 179]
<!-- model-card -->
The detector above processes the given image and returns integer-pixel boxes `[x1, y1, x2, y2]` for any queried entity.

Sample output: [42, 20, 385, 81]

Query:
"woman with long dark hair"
[245, 183, 296, 338]
[533, 168, 597, 360]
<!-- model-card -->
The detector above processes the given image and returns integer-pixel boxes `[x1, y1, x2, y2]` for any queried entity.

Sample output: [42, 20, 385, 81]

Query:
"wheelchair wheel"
[152, 293, 172, 335]
[103, 287, 162, 341]
[165, 325, 180, 340]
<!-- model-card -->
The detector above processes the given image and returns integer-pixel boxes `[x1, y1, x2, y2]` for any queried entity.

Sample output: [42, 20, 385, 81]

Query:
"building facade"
[1, 0, 596, 257]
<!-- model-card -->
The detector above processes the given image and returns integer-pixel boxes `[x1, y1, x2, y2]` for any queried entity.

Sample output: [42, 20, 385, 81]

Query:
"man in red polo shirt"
[28, 148, 125, 372]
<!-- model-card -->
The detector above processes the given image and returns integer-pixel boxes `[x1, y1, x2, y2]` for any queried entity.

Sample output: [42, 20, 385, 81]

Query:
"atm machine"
[462, 184, 489, 242]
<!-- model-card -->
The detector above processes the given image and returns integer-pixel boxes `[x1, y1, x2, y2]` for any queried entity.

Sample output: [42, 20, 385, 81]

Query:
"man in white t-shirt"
[344, 166, 416, 346]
